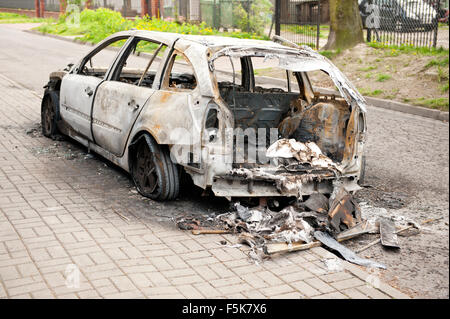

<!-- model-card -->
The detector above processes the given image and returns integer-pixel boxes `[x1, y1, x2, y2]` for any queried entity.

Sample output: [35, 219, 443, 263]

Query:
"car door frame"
[60, 35, 134, 143]
[73, 35, 133, 80]
[90, 36, 173, 157]
[144, 45, 206, 169]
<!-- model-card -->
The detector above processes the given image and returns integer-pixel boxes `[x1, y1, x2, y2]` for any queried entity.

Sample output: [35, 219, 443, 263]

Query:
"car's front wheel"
[131, 134, 179, 201]
[41, 89, 59, 138]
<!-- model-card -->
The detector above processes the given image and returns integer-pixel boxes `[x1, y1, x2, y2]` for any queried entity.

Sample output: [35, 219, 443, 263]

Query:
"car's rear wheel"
[41, 90, 59, 138]
[131, 134, 179, 201]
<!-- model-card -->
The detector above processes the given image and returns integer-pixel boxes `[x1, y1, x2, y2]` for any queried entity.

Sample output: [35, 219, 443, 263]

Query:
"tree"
[324, 0, 364, 50]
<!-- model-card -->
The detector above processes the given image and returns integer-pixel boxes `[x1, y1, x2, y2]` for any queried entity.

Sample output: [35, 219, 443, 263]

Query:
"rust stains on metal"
[328, 186, 362, 233]
[159, 91, 171, 103]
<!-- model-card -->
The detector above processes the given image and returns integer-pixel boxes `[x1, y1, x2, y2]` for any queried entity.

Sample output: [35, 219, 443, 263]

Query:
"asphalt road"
[0, 23, 449, 298]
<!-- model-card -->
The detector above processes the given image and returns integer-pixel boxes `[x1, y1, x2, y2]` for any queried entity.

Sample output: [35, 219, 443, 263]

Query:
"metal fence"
[199, 0, 239, 29]
[361, 0, 441, 48]
[0, 0, 144, 15]
[163, 0, 259, 31]
[2, 0, 445, 49]
[273, 0, 323, 49]
[0, 0, 38, 10]
[91, 1, 142, 16]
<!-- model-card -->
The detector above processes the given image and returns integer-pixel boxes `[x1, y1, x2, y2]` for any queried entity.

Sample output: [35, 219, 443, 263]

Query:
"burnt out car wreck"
[42, 30, 402, 267]
[42, 30, 367, 205]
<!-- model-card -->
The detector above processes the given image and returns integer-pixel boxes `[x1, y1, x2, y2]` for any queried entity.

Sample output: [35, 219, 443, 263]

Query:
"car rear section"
[204, 43, 367, 200]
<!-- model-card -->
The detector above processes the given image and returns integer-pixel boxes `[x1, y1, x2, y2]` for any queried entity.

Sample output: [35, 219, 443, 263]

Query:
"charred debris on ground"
[176, 178, 437, 269]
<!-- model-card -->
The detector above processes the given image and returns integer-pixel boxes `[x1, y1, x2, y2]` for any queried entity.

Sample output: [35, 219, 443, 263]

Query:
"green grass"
[413, 97, 449, 111]
[319, 49, 341, 60]
[359, 88, 384, 97]
[254, 67, 275, 76]
[282, 24, 329, 39]
[426, 57, 449, 68]
[359, 66, 377, 72]
[376, 73, 392, 82]
[35, 8, 268, 45]
[437, 66, 449, 82]
[368, 41, 449, 57]
[0, 12, 53, 24]
[440, 81, 449, 93]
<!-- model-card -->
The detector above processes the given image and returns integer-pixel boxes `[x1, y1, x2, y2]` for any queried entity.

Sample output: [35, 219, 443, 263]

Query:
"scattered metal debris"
[328, 186, 362, 233]
[176, 214, 220, 231]
[192, 229, 230, 235]
[355, 217, 443, 254]
[379, 217, 400, 249]
[314, 231, 386, 269]
[304, 193, 329, 213]
[176, 191, 441, 269]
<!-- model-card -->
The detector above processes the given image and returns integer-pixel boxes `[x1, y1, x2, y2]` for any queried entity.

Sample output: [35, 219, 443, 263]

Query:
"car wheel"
[41, 89, 59, 138]
[131, 134, 179, 201]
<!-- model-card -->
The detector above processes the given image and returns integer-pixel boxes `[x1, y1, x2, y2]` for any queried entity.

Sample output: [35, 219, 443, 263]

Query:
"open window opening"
[111, 38, 167, 88]
[78, 37, 129, 78]
[162, 51, 197, 91]
[213, 53, 352, 166]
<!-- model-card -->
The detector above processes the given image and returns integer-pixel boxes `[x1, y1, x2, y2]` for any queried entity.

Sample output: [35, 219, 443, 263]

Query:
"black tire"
[41, 89, 59, 138]
[131, 134, 179, 201]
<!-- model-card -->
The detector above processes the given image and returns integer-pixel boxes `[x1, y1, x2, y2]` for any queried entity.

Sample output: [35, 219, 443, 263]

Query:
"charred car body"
[42, 30, 367, 202]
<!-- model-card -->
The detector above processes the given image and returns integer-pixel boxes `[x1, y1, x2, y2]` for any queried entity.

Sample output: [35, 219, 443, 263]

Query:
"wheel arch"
[127, 129, 180, 201]
[45, 74, 63, 91]
[41, 88, 61, 121]
[127, 129, 163, 172]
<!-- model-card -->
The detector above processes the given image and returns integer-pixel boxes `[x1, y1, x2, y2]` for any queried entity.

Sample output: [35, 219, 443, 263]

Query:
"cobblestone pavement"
[0, 74, 410, 299]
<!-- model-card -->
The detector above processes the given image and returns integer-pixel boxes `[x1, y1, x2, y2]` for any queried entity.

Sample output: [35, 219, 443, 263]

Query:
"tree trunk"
[324, 0, 364, 51]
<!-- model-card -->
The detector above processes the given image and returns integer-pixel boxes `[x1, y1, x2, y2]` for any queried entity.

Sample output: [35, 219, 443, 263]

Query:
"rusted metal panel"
[314, 231, 386, 269]
[328, 186, 362, 233]
[380, 217, 400, 248]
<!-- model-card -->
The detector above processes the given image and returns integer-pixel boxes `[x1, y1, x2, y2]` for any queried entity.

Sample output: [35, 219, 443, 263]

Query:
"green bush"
[36, 8, 268, 43]
[232, 0, 272, 35]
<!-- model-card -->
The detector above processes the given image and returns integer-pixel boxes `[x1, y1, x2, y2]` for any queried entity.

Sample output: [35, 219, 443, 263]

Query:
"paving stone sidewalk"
[0, 73, 409, 299]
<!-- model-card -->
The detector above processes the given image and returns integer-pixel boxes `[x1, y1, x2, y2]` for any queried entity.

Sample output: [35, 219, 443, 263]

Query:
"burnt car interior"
[215, 55, 351, 165]
[161, 51, 197, 90]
